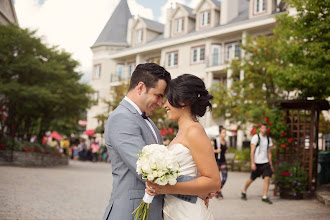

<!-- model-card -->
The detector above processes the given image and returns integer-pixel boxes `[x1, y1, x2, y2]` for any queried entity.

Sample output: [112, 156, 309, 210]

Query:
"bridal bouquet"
[132, 144, 180, 220]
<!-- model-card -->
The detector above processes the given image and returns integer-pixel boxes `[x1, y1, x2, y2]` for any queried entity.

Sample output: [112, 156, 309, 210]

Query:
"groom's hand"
[199, 192, 215, 207]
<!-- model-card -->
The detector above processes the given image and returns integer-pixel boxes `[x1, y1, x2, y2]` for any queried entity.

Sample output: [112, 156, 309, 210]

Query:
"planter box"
[0, 150, 68, 167]
[279, 187, 304, 200]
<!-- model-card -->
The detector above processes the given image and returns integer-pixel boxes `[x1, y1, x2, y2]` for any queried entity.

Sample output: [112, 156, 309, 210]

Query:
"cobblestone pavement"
[1, 161, 329, 220]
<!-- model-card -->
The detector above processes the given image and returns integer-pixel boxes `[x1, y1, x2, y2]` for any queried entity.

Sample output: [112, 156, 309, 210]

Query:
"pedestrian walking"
[212, 126, 228, 199]
[241, 122, 274, 204]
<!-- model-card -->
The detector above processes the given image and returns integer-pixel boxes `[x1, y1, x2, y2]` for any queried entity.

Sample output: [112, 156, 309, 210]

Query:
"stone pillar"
[227, 68, 233, 89]
[237, 130, 244, 150]
[204, 72, 214, 127]
[240, 31, 247, 81]
[136, 54, 142, 65]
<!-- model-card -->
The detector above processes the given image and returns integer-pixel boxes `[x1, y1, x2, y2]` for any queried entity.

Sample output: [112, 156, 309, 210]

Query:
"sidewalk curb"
[315, 184, 330, 207]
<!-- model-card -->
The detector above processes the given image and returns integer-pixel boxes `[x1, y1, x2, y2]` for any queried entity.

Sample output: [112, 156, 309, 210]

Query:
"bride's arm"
[148, 126, 221, 196]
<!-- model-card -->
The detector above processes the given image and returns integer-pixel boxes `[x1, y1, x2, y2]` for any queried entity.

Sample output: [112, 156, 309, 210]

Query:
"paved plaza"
[0, 161, 329, 220]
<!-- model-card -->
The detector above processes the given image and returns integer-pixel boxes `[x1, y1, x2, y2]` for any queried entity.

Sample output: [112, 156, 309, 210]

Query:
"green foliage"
[211, 35, 286, 128]
[273, 0, 330, 99]
[231, 148, 251, 161]
[275, 161, 308, 196]
[211, 0, 329, 130]
[0, 25, 93, 140]
[0, 136, 60, 154]
[249, 108, 292, 151]
[319, 114, 330, 135]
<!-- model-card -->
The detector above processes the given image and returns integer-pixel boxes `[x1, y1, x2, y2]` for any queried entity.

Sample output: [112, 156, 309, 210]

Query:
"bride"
[146, 74, 221, 220]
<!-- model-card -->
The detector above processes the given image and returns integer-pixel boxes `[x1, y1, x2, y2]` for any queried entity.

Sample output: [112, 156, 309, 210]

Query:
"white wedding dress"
[163, 143, 214, 220]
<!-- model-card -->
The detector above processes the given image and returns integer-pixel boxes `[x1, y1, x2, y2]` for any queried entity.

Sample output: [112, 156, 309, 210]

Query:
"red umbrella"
[51, 131, 63, 140]
[85, 129, 95, 136]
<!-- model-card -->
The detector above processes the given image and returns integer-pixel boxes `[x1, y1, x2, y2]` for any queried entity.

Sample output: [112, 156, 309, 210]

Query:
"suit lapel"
[120, 99, 158, 143]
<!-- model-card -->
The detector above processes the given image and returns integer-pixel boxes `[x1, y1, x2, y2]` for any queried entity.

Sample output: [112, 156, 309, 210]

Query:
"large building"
[0, 0, 18, 25]
[88, 0, 287, 149]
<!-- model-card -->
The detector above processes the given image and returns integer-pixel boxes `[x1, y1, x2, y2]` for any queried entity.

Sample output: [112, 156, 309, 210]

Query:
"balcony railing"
[110, 72, 132, 83]
[207, 52, 241, 67]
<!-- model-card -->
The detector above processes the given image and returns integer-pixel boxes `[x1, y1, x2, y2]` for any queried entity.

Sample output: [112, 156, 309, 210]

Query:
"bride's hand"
[145, 182, 157, 196]
[147, 181, 170, 195]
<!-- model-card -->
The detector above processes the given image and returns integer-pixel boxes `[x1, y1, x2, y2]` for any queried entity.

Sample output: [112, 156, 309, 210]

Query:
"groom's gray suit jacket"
[103, 99, 196, 220]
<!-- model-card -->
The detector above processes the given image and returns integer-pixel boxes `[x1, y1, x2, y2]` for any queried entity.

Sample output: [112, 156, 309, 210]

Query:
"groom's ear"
[136, 82, 145, 95]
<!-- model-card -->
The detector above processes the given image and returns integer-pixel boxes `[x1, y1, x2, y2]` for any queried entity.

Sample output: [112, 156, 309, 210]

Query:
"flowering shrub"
[0, 136, 60, 156]
[274, 162, 308, 197]
[250, 108, 291, 153]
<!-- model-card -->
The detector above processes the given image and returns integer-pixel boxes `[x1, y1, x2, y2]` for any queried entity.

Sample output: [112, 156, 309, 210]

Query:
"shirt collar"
[124, 96, 143, 115]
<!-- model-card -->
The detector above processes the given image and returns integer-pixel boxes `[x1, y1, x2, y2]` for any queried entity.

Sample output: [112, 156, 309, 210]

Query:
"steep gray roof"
[92, 0, 132, 47]
[140, 17, 164, 33]
[179, 4, 195, 18]
[210, 0, 221, 9]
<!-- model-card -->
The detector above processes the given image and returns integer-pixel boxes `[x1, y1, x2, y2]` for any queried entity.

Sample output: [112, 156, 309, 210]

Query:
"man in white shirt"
[241, 122, 274, 204]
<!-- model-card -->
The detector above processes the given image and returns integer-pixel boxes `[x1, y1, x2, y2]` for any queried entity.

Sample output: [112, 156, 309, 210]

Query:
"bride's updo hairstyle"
[166, 74, 213, 117]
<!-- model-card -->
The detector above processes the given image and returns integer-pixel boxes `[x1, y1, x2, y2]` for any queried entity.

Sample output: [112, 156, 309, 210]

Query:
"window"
[225, 43, 241, 62]
[212, 45, 222, 66]
[213, 76, 227, 85]
[128, 63, 135, 77]
[116, 64, 124, 80]
[93, 64, 101, 79]
[93, 92, 99, 103]
[166, 51, 178, 67]
[200, 11, 210, 27]
[147, 57, 160, 65]
[255, 0, 266, 13]
[175, 18, 184, 33]
[136, 29, 143, 43]
[191, 46, 205, 64]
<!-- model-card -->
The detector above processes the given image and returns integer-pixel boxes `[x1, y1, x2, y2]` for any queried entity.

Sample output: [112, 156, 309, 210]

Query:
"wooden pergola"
[268, 100, 329, 195]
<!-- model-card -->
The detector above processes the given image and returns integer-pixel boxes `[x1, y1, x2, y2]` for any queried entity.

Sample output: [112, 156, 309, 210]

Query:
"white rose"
[157, 170, 165, 177]
[168, 176, 177, 185]
[147, 173, 155, 181]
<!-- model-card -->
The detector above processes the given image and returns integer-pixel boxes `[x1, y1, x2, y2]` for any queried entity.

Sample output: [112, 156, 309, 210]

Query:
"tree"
[211, 0, 329, 128]
[273, 0, 330, 99]
[211, 35, 285, 127]
[0, 25, 93, 140]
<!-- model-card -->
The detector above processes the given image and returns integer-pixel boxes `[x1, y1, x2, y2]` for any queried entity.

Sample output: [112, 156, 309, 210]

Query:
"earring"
[182, 107, 184, 109]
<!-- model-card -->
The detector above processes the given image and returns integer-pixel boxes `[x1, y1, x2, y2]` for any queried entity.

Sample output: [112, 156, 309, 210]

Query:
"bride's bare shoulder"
[185, 124, 207, 140]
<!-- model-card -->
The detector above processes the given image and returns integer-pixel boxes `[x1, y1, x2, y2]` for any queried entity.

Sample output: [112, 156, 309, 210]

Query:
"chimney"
[164, 4, 174, 38]
[220, 0, 239, 25]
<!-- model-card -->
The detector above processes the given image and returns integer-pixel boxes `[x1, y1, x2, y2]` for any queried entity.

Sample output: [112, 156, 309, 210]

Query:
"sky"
[14, 0, 206, 83]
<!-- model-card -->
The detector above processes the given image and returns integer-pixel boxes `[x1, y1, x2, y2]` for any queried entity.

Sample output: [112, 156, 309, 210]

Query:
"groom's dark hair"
[128, 63, 171, 92]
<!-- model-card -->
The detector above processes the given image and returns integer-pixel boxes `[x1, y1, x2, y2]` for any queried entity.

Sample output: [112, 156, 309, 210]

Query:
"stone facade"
[88, 0, 288, 149]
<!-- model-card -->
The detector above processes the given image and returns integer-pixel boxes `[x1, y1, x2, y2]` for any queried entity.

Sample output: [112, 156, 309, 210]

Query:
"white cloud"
[128, 0, 153, 19]
[14, 0, 153, 83]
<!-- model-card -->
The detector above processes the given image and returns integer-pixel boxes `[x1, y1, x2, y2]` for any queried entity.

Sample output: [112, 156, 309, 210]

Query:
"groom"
[103, 63, 197, 220]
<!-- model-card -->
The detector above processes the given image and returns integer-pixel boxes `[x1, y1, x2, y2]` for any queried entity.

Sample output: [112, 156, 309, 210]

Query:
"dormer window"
[200, 10, 210, 27]
[136, 29, 143, 43]
[175, 18, 184, 33]
[255, 0, 266, 13]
